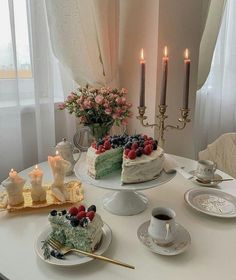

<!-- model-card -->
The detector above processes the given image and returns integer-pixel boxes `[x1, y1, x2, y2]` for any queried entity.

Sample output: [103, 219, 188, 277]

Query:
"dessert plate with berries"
[35, 205, 112, 266]
[35, 224, 112, 266]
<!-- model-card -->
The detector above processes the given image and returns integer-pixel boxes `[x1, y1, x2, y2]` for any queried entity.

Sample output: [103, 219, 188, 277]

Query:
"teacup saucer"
[137, 221, 191, 256]
[189, 170, 222, 187]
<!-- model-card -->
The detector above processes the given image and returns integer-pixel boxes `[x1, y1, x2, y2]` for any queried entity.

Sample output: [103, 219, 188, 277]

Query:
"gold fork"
[47, 237, 135, 269]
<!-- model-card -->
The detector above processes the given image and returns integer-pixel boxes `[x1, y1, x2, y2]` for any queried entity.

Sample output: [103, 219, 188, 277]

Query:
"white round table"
[0, 155, 236, 280]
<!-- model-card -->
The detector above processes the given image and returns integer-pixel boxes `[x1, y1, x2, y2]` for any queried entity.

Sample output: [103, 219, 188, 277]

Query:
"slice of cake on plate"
[46, 204, 103, 256]
[86, 134, 164, 184]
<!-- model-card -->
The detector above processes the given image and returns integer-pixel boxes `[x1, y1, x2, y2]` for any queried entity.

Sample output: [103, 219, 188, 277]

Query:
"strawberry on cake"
[86, 134, 164, 184]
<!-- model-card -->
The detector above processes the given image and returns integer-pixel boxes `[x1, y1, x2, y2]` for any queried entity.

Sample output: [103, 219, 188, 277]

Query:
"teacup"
[196, 159, 217, 180]
[148, 207, 176, 246]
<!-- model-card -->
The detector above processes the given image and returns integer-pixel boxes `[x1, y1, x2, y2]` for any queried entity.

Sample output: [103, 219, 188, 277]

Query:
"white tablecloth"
[0, 155, 236, 280]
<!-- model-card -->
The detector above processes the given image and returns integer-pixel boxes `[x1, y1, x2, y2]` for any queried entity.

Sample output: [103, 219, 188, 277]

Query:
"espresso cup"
[196, 159, 217, 180]
[148, 207, 176, 246]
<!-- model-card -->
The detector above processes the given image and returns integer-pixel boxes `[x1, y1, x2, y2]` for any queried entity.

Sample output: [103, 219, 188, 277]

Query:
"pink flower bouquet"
[58, 86, 132, 127]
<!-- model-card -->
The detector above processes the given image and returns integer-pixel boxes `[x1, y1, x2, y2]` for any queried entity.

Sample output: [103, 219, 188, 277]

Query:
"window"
[0, 0, 32, 79]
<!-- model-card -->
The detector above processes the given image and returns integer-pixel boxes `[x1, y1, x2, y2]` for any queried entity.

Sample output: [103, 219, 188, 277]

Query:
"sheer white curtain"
[45, 0, 119, 87]
[194, 0, 236, 156]
[0, 0, 65, 181]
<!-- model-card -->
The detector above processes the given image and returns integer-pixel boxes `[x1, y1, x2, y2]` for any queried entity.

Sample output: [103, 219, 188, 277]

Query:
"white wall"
[120, 0, 204, 159]
[119, 0, 159, 138]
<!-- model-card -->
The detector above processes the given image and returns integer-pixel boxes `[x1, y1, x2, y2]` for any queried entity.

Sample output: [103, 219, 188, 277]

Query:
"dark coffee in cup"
[154, 214, 171, 220]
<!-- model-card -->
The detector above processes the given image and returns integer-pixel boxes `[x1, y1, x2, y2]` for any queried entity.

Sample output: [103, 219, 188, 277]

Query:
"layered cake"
[86, 134, 164, 184]
[47, 205, 103, 254]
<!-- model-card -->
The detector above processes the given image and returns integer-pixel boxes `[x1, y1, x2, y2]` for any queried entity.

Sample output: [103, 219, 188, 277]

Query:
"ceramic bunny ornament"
[2, 169, 25, 206]
[48, 154, 71, 202]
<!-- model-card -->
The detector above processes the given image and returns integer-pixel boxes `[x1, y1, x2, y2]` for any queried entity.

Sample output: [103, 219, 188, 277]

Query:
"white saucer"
[137, 221, 191, 256]
[35, 223, 112, 266]
[189, 170, 222, 187]
[184, 188, 236, 218]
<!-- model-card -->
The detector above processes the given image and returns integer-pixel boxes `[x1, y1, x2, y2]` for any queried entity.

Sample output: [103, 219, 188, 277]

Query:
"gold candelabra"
[137, 105, 191, 148]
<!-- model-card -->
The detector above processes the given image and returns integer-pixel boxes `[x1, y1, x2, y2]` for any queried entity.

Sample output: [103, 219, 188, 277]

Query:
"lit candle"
[9, 168, 18, 179]
[139, 48, 146, 107]
[1, 169, 25, 206]
[48, 151, 71, 202]
[183, 49, 191, 109]
[29, 165, 46, 202]
[160, 46, 169, 105]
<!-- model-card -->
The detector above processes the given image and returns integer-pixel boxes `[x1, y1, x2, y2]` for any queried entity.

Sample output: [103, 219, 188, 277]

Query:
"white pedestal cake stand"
[74, 153, 175, 216]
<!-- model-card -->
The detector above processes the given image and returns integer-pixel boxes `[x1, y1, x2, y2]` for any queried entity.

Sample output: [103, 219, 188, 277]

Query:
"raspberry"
[144, 140, 150, 146]
[144, 144, 152, 155]
[91, 142, 96, 148]
[124, 148, 130, 156]
[97, 146, 105, 154]
[77, 205, 85, 212]
[68, 207, 78, 216]
[104, 141, 111, 150]
[128, 150, 136, 159]
[131, 142, 139, 150]
[77, 210, 86, 220]
[86, 211, 95, 221]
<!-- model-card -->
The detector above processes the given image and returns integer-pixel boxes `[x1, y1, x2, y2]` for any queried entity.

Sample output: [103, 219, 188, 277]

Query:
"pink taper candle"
[183, 49, 190, 109]
[160, 46, 168, 105]
[139, 48, 146, 107]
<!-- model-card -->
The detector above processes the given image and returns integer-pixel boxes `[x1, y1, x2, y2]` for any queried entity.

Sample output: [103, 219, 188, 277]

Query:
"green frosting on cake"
[87, 147, 123, 179]
[48, 213, 103, 252]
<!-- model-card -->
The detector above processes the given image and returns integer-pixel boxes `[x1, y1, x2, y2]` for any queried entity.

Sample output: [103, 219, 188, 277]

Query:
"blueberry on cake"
[86, 134, 164, 184]
[48, 205, 103, 253]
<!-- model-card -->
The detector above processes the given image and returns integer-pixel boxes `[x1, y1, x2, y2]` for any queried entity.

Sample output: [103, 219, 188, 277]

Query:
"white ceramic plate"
[189, 170, 223, 187]
[74, 153, 175, 191]
[35, 223, 112, 266]
[184, 188, 236, 218]
[137, 221, 191, 256]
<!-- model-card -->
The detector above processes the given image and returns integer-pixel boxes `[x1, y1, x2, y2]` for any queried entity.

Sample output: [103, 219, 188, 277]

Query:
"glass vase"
[87, 122, 113, 141]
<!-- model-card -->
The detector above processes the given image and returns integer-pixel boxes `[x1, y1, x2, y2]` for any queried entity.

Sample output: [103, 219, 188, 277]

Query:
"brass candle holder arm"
[137, 106, 161, 128]
[136, 105, 191, 148]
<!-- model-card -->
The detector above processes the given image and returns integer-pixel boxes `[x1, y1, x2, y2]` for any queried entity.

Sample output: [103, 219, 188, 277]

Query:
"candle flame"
[10, 168, 14, 173]
[140, 48, 144, 60]
[164, 46, 168, 57]
[35, 164, 38, 169]
[56, 150, 59, 155]
[184, 48, 189, 59]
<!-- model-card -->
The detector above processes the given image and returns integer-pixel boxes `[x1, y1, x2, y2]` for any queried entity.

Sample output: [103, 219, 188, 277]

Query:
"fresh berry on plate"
[77, 210, 86, 220]
[77, 205, 86, 212]
[87, 205, 97, 212]
[68, 207, 78, 216]
[128, 149, 136, 160]
[86, 211, 95, 221]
